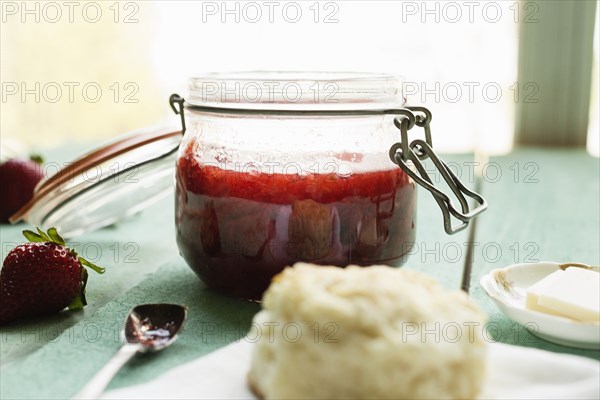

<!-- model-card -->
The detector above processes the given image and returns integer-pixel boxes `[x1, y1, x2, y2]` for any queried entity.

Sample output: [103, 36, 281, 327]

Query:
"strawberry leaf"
[47, 227, 66, 246]
[67, 295, 85, 310]
[68, 268, 88, 310]
[36, 227, 51, 242]
[29, 154, 44, 164]
[26, 226, 107, 277]
[23, 230, 45, 243]
[78, 257, 105, 274]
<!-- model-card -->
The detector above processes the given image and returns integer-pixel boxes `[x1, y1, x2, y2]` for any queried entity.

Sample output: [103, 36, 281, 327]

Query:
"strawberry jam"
[176, 143, 416, 300]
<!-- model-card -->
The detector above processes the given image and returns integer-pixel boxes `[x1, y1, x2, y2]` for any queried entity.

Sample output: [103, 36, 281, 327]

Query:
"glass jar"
[9, 71, 486, 300]
[172, 71, 487, 300]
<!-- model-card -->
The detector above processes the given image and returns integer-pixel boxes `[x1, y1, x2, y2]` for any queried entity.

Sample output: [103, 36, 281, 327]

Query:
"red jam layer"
[176, 145, 416, 300]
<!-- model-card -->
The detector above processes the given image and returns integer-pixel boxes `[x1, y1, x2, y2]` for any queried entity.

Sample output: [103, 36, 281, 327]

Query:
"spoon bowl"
[125, 304, 187, 352]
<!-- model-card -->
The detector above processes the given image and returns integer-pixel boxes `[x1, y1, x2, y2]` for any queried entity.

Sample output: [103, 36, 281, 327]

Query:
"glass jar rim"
[187, 71, 406, 111]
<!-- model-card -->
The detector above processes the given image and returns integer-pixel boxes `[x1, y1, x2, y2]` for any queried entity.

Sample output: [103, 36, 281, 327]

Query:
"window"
[1, 1, 595, 156]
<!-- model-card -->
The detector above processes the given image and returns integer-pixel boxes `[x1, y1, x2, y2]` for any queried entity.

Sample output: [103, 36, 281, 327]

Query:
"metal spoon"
[74, 304, 188, 400]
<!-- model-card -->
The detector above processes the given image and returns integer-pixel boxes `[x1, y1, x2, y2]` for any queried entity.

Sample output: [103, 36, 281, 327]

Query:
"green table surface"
[0, 147, 599, 399]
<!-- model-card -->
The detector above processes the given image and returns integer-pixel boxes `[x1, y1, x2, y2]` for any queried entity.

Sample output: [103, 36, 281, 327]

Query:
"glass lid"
[10, 125, 182, 238]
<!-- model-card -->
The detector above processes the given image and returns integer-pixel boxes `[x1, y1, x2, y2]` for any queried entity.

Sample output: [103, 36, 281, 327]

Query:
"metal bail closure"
[170, 94, 186, 134]
[389, 107, 488, 234]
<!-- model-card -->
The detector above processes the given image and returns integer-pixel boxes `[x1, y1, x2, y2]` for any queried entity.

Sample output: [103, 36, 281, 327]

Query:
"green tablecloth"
[1, 148, 598, 399]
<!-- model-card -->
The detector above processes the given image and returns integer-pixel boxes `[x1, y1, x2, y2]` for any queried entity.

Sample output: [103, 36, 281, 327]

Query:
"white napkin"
[103, 341, 599, 400]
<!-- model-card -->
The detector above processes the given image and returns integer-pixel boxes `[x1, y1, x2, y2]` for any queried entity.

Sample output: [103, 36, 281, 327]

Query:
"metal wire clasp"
[169, 94, 186, 134]
[167, 94, 486, 235]
[389, 107, 487, 234]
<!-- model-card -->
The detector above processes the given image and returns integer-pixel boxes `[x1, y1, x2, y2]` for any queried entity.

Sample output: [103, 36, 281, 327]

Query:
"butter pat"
[526, 267, 600, 322]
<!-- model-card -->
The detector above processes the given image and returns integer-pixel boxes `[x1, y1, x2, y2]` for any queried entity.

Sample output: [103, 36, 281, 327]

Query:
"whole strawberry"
[0, 156, 45, 222]
[0, 227, 104, 325]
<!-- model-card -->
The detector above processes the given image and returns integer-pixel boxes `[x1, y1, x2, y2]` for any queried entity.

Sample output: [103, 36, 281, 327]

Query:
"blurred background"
[1, 0, 598, 156]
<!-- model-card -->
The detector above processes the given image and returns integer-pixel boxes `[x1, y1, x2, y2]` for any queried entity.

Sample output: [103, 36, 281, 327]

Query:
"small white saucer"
[480, 262, 600, 350]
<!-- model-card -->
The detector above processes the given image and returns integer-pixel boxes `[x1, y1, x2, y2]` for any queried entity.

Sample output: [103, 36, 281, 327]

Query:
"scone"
[248, 263, 487, 399]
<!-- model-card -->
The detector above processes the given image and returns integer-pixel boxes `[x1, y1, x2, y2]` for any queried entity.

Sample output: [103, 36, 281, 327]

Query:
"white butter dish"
[480, 262, 600, 349]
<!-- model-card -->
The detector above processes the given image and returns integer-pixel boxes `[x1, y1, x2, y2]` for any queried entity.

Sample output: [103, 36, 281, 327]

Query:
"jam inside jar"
[175, 72, 417, 300]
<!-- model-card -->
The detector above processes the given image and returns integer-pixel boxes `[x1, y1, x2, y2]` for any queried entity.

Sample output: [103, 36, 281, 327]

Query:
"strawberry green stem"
[23, 227, 106, 274]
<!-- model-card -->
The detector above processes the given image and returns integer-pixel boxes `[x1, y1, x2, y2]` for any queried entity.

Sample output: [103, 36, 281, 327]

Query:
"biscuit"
[248, 263, 487, 399]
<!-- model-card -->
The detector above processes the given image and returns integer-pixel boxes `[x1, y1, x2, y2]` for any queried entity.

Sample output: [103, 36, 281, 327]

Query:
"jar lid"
[187, 71, 406, 111]
[10, 126, 182, 238]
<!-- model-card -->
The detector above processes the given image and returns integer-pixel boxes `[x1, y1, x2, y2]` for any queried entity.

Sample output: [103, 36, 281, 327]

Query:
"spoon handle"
[73, 344, 140, 399]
